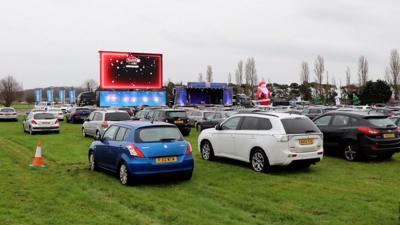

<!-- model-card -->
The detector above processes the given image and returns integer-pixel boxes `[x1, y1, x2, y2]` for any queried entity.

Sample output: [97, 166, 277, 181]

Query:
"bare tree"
[385, 67, 392, 85]
[0, 76, 23, 107]
[235, 60, 243, 85]
[228, 72, 232, 84]
[198, 73, 203, 82]
[358, 56, 369, 87]
[245, 57, 258, 99]
[82, 79, 98, 92]
[390, 49, 400, 100]
[314, 55, 324, 96]
[300, 62, 310, 83]
[345, 67, 351, 86]
[206, 65, 213, 82]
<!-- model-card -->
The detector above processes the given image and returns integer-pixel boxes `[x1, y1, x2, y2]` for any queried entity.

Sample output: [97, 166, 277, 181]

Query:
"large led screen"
[99, 91, 166, 107]
[99, 51, 162, 89]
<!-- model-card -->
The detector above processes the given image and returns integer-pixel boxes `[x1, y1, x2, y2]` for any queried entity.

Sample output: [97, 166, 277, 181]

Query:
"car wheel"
[88, 152, 97, 171]
[344, 142, 360, 161]
[71, 117, 75, 124]
[119, 163, 132, 185]
[196, 124, 202, 132]
[82, 128, 88, 137]
[200, 141, 215, 161]
[95, 131, 101, 140]
[250, 149, 269, 172]
[379, 153, 393, 160]
[29, 126, 34, 135]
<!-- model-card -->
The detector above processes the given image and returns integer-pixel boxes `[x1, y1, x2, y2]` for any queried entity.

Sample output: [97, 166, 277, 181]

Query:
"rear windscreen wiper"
[305, 130, 317, 133]
[159, 138, 176, 142]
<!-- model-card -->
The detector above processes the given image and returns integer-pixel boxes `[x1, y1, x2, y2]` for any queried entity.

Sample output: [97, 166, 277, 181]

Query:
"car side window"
[214, 113, 222, 119]
[258, 118, 272, 130]
[88, 112, 95, 121]
[221, 117, 241, 130]
[314, 115, 332, 126]
[331, 115, 350, 126]
[239, 117, 259, 130]
[115, 127, 128, 141]
[103, 126, 118, 141]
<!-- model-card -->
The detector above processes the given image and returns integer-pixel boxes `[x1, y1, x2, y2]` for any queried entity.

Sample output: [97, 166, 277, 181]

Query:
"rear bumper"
[32, 126, 59, 132]
[126, 154, 194, 177]
[279, 150, 323, 166]
[0, 115, 17, 119]
[360, 137, 400, 156]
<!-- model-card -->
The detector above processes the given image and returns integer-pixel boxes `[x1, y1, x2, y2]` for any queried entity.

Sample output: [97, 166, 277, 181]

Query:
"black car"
[313, 111, 400, 160]
[147, 109, 191, 136]
[196, 111, 236, 131]
[66, 107, 92, 123]
[76, 91, 97, 106]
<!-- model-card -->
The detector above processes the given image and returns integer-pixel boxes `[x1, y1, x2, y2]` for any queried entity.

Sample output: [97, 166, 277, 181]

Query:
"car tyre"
[89, 152, 98, 171]
[29, 126, 34, 135]
[200, 140, 215, 161]
[379, 153, 393, 160]
[82, 128, 88, 137]
[250, 149, 269, 172]
[196, 124, 202, 132]
[119, 162, 132, 185]
[344, 142, 361, 161]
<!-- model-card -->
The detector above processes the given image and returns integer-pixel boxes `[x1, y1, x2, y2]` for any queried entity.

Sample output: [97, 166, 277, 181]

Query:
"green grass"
[0, 118, 399, 224]
[0, 103, 34, 110]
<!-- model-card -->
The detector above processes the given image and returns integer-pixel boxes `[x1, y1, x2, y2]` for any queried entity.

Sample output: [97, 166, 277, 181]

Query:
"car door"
[233, 116, 262, 161]
[313, 115, 333, 149]
[328, 115, 351, 149]
[96, 125, 118, 170]
[106, 127, 130, 172]
[211, 116, 242, 157]
[85, 112, 96, 135]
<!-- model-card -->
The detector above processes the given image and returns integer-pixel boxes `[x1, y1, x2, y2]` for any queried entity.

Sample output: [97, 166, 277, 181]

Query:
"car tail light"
[59, 113, 63, 115]
[127, 144, 144, 158]
[12, 113, 17, 115]
[186, 142, 192, 155]
[31, 120, 37, 125]
[357, 127, 380, 136]
[101, 121, 108, 128]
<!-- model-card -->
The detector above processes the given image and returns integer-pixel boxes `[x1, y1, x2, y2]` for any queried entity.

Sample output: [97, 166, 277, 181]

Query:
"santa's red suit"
[256, 81, 271, 106]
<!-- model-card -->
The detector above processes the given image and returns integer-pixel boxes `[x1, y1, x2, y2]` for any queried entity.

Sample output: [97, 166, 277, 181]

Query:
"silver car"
[0, 107, 17, 120]
[23, 112, 60, 135]
[82, 110, 131, 139]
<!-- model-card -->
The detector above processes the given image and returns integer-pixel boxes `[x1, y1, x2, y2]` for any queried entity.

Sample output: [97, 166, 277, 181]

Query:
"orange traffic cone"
[30, 140, 46, 168]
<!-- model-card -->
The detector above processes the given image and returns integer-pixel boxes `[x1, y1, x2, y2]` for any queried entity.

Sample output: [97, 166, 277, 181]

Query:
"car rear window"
[366, 117, 396, 128]
[1, 108, 15, 112]
[166, 111, 187, 118]
[76, 108, 90, 112]
[135, 126, 183, 143]
[105, 112, 130, 121]
[34, 113, 56, 120]
[309, 109, 322, 114]
[281, 117, 320, 134]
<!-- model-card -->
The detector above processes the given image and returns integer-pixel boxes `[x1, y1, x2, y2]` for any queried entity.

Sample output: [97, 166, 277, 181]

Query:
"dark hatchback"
[147, 109, 191, 136]
[313, 111, 400, 161]
[66, 107, 92, 123]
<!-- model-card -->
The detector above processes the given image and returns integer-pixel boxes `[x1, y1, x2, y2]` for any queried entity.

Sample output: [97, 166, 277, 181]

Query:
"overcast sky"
[1, 0, 399, 89]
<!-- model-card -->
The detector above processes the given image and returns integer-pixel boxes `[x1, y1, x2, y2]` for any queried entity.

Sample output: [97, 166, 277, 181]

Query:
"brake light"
[59, 113, 63, 115]
[31, 120, 37, 125]
[127, 144, 145, 158]
[101, 121, 108, 128]
[185, 142, 192, 155]
[357, 127, 380, 136]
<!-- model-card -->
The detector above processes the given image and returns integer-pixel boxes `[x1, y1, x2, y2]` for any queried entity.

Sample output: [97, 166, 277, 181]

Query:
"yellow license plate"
[174, 120, 183, 124]
[155, 157, 177, 164]
[299, 139, 313, 145]
[383, 133, 395, 139]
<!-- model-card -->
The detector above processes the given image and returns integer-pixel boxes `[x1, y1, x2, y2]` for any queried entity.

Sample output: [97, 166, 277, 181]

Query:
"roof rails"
[237, 110, 279, 117]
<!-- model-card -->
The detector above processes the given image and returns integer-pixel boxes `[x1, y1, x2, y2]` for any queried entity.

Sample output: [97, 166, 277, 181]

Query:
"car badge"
[164, 145, 168, 149]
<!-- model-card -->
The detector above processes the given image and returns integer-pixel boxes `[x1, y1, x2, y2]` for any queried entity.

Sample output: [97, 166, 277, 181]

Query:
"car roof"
[235, 111, 307, 119]
[112, 121, 175, 129]
[321, 110, 385, 117]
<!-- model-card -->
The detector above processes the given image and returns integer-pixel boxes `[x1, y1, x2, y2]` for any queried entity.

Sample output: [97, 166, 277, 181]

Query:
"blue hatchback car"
[88, 121, 194, 185]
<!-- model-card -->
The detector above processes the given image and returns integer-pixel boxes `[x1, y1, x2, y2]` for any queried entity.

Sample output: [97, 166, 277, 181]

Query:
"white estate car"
[0, 107, 17, 120]
[198, 112, 324, 172]
[23, 112, 60, 135]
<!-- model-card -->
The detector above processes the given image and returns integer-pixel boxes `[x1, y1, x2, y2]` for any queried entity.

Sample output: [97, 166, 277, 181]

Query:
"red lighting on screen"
[99, 51, 163, 89]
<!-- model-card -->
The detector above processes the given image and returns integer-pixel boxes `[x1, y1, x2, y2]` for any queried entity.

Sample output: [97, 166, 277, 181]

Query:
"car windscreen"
[105, 112, 130, 121]
[34, 113, 56, 120]
[366, 117, 397, 128]
[0, 108, 15, 112]
[281, 117, 320, 134]
[76, 108, 90, 113]
[166, 111, 187, 118]
[135, 126, 184, 143]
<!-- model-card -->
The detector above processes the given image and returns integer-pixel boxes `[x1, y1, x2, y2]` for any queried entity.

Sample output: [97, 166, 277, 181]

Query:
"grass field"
[0, 118, 399, 225]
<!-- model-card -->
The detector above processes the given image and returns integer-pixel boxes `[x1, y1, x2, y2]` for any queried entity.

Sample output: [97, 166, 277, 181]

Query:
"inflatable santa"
[256, 81, 271, 106]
